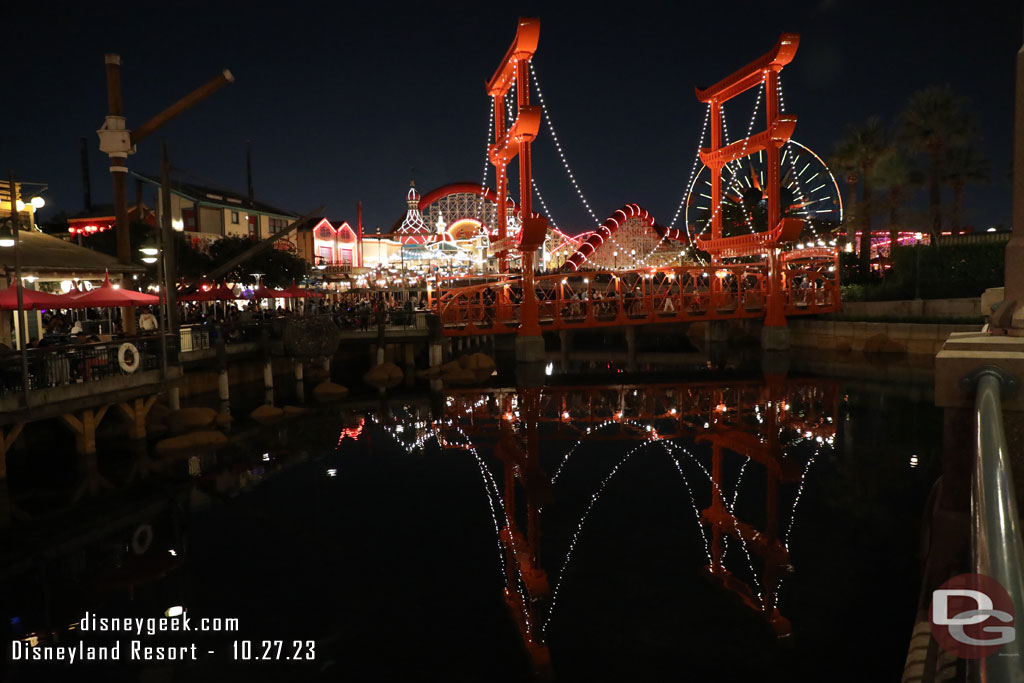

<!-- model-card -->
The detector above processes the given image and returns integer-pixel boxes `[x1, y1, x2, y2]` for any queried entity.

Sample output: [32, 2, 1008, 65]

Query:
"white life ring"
[131, 523, 153, 555]
[118, 342, 140, 374]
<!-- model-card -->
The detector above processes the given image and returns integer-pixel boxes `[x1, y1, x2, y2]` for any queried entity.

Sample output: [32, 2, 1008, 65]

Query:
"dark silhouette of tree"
[831, 117, 887, 274]
[898, 85, 972, 240]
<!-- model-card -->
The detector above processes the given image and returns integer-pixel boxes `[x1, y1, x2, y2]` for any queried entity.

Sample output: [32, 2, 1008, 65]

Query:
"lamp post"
[139, 228, 168, 375]
[3, 172, 30, 404]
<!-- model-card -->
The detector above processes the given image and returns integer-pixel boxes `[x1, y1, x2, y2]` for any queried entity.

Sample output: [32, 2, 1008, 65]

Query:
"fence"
[0, 334, 177, 396]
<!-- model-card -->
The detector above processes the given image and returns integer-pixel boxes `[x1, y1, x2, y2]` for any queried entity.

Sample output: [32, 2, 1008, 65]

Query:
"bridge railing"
[969, 369, 1024, 678]
[434, 259, 838, 334]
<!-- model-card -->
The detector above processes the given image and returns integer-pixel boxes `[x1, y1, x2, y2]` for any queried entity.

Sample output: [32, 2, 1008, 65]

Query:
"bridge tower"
[486, 18, 548, 356]
[694, 34, 803, 350]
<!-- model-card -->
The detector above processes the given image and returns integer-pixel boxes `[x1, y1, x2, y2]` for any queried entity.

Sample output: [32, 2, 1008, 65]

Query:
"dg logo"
[930, 573, 1016, 659]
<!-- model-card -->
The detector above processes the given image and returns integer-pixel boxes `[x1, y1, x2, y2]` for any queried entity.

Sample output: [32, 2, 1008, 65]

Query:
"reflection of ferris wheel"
[684, 140, 843, 241]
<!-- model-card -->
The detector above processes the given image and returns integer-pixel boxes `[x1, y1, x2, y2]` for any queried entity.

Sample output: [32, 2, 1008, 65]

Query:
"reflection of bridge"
[427, 20, 840, 349]
[375, 377, 838, 676]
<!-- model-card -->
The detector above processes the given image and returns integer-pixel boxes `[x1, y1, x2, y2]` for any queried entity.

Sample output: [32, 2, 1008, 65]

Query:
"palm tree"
[831, 117, 888, 273]
[870, 149, 919, 257]
[898, 85, 972, 239]
[943, 145, 989, 232]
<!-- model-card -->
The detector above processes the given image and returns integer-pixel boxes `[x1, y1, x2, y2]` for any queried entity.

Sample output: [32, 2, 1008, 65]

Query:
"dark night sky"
[3, 1, 1020, 234]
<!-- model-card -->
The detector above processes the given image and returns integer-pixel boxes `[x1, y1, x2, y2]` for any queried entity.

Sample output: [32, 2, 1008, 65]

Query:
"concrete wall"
[838, 297, 981, 319]
[790, 318, 981, 355]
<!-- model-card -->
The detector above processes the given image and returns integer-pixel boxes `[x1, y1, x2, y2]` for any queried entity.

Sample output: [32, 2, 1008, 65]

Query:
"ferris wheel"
[684, 139, 843, 243]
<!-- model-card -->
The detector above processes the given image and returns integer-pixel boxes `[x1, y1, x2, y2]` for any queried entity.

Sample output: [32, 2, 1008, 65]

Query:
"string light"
[476, 103, 494, 223]
[668, 103, 711, 229]
[531, 178, 559, 230]
[530, 62, 601, 226]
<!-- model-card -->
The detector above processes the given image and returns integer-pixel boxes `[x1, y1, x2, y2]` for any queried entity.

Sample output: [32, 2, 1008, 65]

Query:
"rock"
[440, 360, 462, 374]
[169, 407, 218, 431]
[313, 381, 350, 401]
[441, 368, 479, 385]
[250, 404, 285, 423]
[155, 430, 227, 455]
[363, 362, 403, 389]
[458, 352, 496, 371]
[282, 405, 308, 417]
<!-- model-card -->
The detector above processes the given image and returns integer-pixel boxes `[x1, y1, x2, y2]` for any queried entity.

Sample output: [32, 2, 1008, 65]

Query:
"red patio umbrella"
[251, 284, 288, 299]
[212, 284, 239, 300]
[283, 280, 322, 298]
[0, 285, 69, 310]
[61, 273, 159, 308]
[177, 287, 216, 302]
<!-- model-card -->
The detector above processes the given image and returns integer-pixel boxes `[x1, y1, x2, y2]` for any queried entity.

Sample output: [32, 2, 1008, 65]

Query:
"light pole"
[3, 172, 30, 404]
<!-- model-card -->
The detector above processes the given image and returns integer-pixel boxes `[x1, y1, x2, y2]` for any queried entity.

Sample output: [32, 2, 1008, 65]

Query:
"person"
[139, 307, 158, 332]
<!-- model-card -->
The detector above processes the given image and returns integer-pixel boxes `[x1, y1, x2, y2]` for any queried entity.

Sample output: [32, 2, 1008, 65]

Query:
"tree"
[205, 236, 308, 287]
[898, 85, 972, 239]
[831, 117, 888, 273]
[870, 149, 919, 257]
[943, 145, 989, 232]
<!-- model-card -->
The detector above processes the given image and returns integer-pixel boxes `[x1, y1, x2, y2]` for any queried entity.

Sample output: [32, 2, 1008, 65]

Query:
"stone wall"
[789, 319, 982, 355]
[838, 297, 981, 319]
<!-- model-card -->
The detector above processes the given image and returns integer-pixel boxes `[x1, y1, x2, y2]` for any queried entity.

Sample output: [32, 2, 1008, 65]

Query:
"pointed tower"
[396, 180, 431, 245]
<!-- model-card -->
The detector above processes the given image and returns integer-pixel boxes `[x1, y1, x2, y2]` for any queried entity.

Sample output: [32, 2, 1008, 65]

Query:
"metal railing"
[0, 334, 177, 396]
[969, 368, 1024, 680]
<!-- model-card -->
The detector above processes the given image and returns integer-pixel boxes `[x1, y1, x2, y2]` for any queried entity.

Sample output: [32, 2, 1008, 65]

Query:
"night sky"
[3, 1, 1020, 234]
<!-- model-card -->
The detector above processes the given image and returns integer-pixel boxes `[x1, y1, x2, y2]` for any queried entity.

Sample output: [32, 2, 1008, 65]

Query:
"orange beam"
[488, 106, 542, 167]
[486, 18, 541, 97]
[695, 33, 799, 103]
[698, 117, 797, 168]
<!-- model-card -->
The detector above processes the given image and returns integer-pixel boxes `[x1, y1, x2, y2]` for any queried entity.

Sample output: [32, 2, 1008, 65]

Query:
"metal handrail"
[971, 369, 1024, 679]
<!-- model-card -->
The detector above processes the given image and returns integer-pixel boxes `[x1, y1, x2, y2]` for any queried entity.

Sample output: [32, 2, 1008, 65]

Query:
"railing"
[434, 258, 840, 335]
[0, 334, 177, 396]
[970, 368, 1024, 679]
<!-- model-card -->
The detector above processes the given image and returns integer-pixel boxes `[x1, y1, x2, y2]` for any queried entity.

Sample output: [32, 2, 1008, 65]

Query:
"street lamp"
[139, 234, 159, 264]
[3, 172, 30, 403]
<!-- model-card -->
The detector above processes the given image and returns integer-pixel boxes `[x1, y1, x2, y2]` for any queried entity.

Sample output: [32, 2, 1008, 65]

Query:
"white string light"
[531, 178, 559, 230]
[476, 102, 494, 223]
[529, 62, 601, 226]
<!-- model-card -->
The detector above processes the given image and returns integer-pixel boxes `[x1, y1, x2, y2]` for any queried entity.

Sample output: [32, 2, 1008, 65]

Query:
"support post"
[215, 323, 229, 402]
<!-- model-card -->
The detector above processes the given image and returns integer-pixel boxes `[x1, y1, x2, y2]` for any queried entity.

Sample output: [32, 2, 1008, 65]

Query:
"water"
[0, 353, 941, 682]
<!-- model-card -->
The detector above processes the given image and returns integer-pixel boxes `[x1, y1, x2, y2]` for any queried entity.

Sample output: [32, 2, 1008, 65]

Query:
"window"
[269, 217, 287, 234]
[318, 246, 332, 264]
[231, 211, 239, 224]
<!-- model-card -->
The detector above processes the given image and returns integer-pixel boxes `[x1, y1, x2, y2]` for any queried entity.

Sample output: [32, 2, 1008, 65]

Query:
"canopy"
[62, 273, 159, 308]
[0, 285, 69, 311]
[212, 284, 238, 301]
[178, 288, 216, 302]
[283, 280, 322, 298]
[251, 285, 288, 299]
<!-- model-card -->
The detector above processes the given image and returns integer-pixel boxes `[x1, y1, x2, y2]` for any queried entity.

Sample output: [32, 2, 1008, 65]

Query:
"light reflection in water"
[366, 376, 839, 674]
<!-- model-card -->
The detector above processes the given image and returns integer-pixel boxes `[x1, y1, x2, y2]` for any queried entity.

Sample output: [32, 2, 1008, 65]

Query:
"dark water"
[0, 354, 941, 682]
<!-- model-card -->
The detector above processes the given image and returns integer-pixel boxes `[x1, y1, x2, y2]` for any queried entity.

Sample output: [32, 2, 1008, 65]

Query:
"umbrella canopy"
[177, 288, 216, 302]
[283, 280, 322, 298]
[0, 285, 69, 311]
[62, 273, 159, 308]
[251, 285, 288, 299]
[212, 284, 238, 301]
